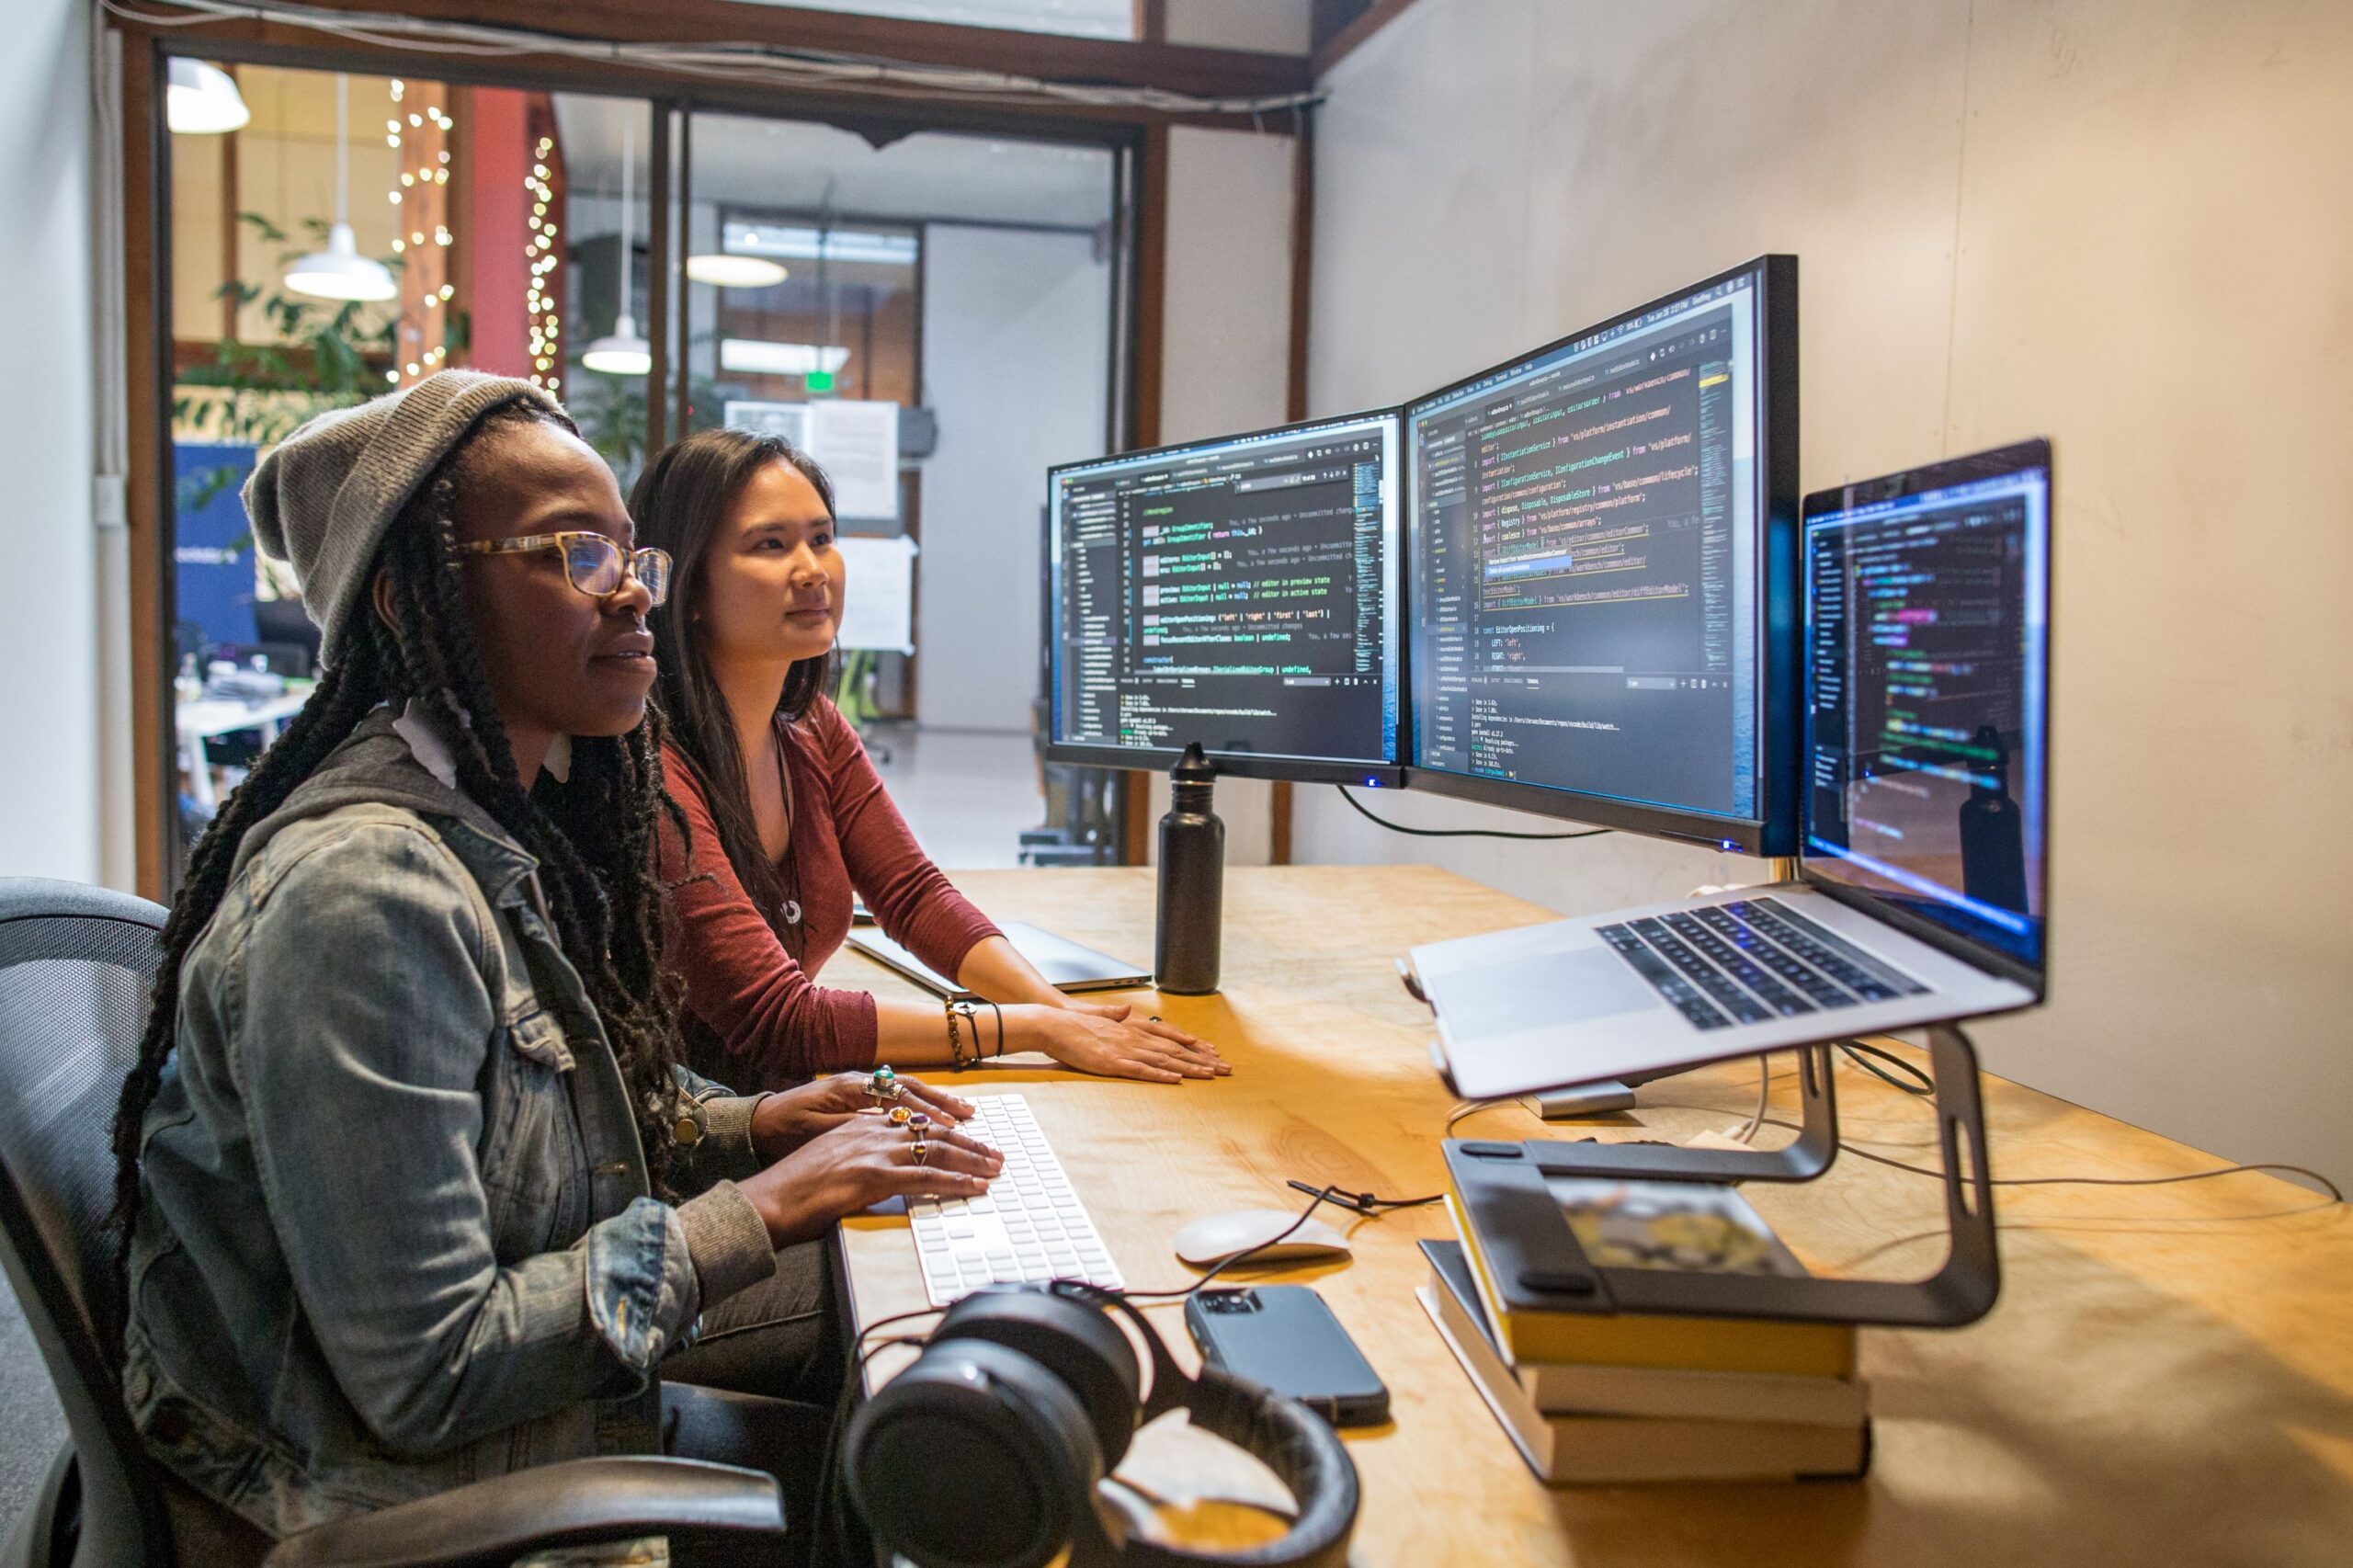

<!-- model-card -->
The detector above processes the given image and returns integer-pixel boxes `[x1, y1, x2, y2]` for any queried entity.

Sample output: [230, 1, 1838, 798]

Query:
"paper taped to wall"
[837, 534, 916, 653]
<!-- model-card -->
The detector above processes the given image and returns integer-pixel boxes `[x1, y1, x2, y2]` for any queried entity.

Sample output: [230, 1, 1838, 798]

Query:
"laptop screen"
[1802, 443, 2051, 976]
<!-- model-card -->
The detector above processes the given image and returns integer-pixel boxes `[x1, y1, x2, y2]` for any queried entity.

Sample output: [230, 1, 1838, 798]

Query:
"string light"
[525, 133, 563, 392]
[384, 77, 458, 387]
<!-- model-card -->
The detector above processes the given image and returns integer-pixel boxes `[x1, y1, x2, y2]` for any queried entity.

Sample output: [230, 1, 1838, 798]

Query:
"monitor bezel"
[1397, 255, 1802, 856]
[1795, 437, 2053, 994]
[1040, 408, 1409, 787]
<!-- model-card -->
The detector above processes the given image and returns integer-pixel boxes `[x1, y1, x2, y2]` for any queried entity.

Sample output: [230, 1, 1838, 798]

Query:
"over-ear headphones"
[844, 1281, 1360, 1568]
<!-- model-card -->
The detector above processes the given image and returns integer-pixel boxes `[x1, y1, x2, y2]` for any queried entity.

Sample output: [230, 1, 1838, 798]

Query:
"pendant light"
[166, 59, 250, 135]
[685, 253, 788, 289]
[283, 74, 397, 303]
[582, 116, 651, 376]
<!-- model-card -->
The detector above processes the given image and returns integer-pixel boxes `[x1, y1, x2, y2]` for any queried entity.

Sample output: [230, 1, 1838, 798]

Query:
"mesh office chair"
[0, 878, 790, 1568]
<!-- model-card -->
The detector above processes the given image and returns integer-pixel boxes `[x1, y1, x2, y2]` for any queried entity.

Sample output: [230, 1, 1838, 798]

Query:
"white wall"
[1302, 0, 2353, 1190]
[1164, 0, 1311, 54]
[0, 0, 101, 885]
[916, 223, 1109, 733]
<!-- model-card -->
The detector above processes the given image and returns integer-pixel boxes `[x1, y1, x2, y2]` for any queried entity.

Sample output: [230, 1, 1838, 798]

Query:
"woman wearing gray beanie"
[108, 371, 998, 1560]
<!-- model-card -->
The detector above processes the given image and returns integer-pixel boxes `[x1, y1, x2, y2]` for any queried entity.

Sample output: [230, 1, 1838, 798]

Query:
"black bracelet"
[987, 999, 1006, 1058]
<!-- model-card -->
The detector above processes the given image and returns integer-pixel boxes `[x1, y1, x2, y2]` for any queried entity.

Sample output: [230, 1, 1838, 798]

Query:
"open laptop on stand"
[1413, 439, 2052, 1099]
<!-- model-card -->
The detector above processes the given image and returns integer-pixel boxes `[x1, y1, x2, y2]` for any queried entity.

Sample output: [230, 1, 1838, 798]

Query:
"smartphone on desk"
[1185, 1287, 1389, 1427]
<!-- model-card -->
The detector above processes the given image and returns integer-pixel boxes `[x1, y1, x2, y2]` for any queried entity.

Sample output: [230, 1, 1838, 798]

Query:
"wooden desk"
[834, 866, 2353, 1565]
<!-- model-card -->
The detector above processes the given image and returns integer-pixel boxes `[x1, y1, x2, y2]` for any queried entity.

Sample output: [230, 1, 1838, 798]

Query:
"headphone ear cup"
[845, 1338, 1104, 1568]
[934, 1286, 1144, 1468]
[1120, 1366, 1360, 1568]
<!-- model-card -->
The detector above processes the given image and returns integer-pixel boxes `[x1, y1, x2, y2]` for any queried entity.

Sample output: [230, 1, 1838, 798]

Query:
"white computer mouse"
[1172, 1209, 1353, 1268]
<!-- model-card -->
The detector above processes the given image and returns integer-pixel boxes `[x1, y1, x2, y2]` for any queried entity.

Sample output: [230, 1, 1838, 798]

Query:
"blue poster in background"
[174, 442, 261, 653]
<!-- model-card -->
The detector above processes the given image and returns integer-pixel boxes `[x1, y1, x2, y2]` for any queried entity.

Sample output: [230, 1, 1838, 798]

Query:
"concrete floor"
[861, 722, 1043, 870]
[0, 1286, 66, 1540]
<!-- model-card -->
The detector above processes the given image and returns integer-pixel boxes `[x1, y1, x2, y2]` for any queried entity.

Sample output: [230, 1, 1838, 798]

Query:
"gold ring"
[910, 1140, 930, 1165]
[887, 1105, 914, 1127]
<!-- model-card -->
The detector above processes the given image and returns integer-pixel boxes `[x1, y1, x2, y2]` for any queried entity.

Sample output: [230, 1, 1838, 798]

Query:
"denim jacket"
[123, 709, 780, 1540]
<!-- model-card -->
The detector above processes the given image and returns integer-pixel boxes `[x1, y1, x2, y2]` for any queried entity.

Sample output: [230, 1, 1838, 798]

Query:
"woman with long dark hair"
[633, 428, 1229, 1087]
[112, 373, 996, 1554]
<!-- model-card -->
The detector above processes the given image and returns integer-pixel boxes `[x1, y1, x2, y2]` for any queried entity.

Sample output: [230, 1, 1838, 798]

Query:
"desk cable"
[1336, 786, 1611, 842]
[1119, 1182, 1446, 1301]
[1440, 1051, 2342, 1203]
[1822, 1129, 2343, 1200]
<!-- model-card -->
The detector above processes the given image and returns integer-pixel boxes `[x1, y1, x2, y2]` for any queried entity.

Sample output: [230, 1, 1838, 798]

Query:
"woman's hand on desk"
[750, 1072, 975, 1158]
[737, 1113, 1002, 1247]
[1008, 1002, 1229, 1084]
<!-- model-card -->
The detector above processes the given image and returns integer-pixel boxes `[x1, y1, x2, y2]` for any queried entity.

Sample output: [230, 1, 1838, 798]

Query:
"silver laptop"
[1415, 440, 2052, 1098]
[846, 920, 1150, 1000]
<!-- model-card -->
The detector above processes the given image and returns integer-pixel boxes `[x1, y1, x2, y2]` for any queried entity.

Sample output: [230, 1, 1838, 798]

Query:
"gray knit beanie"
[243, 369, 560, 665]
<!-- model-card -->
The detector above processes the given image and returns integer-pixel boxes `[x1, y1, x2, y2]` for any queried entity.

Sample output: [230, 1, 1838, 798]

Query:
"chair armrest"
[259, 1457, 787, 1568]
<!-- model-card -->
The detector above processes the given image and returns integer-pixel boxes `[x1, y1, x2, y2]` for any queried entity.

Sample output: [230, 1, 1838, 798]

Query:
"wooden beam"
[122, 13, 1274, 135]
[1286, 113, 1315, 428]
[121, 34, 171, 899]
[644, 102, 670, 458]
[671, 106, 693, 440]
[228, 0, 1311, 104]
[1120, 122, 1172, 869]
[1269, 108, 1318, 868]
[1312, 0, 1425, 77]
[1131, 124, 1170, 459]
[1135, 0, 1168, 45]
[219, 71, 241, 340]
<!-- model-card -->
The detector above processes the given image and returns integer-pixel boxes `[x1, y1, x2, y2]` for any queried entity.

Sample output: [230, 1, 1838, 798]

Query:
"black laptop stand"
[1447, 1022, 2000, 1328]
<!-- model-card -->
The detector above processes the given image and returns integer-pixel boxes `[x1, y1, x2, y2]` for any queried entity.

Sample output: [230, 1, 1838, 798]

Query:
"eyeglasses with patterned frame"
[454, 531, 672, 608]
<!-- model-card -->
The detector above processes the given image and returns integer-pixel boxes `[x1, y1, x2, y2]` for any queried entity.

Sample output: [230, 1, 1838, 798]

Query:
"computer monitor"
[1801, 439, 2052, 985]
[1404, 256, 1800, 852]
[1044, 412, 1404, 784]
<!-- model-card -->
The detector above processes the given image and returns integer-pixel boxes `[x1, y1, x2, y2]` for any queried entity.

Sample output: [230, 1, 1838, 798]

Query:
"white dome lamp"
[684, 252, 788, 289]
[167, 59, 251, 135]
[283, 75, 397, 303]
[583, 117, 652, 376]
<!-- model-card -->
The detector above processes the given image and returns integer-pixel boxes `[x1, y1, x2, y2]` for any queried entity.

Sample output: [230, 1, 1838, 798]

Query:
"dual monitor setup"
[1043, 255, 2052, 1096]
[1047, 256, 1795, 853]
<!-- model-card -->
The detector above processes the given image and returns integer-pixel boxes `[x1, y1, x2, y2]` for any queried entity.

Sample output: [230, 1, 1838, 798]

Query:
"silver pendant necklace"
[774, 727, 804, 937]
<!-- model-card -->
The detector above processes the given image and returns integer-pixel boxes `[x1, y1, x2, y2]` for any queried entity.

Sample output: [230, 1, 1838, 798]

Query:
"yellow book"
[1416, 1284, 1871, 1484]
[1443, 1192, 1856, 1379]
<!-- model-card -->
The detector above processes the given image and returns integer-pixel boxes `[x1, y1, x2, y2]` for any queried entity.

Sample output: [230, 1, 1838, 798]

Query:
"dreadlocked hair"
[108, 400, 686, 1348]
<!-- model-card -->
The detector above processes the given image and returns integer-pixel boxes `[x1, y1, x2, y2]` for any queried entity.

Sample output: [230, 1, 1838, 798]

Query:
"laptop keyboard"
[1597, 897, 1928, 1032]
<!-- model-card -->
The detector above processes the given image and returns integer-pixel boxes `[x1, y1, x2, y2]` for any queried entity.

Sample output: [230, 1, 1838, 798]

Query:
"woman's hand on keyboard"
[737, 1114, 1004, 1247]
[1008, 1002, 1230, 1084]
[750, 1072, 975, 1160]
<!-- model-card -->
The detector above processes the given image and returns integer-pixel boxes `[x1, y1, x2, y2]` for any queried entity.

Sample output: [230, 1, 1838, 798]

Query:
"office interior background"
[0, 0, 2347, 1528]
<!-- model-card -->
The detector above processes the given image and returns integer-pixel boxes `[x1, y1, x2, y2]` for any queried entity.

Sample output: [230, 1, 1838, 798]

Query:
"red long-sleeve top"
[656, 698, 1000, 1087]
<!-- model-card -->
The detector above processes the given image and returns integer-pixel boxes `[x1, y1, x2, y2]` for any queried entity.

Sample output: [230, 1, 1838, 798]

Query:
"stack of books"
[1422, 1170, 1871, 1484]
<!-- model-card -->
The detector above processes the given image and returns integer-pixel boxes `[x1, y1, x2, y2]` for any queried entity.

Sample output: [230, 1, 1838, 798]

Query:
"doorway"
[160, 64, 1132, 880]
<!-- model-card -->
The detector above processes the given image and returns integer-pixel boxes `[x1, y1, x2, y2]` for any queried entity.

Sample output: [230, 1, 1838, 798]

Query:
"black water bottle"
[1154, 743, 1224, 994]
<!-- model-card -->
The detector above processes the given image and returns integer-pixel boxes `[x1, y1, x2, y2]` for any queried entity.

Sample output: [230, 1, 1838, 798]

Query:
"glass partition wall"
[164, 64, 1127, 881]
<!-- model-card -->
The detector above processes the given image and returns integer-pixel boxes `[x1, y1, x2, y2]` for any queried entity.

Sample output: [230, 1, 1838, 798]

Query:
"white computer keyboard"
[908, 1093, 1125, 1306]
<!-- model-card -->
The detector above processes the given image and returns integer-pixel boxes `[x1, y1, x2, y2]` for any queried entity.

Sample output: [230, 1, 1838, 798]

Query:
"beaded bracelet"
[947, 999, 986, 1071]
[943, 1000, 969, 1071]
